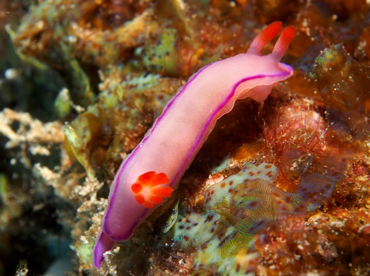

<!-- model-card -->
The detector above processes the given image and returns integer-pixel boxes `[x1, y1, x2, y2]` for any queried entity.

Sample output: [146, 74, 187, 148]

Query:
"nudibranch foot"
[131, 171, 173, 209]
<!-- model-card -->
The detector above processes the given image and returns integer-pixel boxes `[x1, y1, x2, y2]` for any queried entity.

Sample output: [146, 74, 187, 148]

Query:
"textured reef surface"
[1, 0, 370, 275]
[172, 162, 339, 274]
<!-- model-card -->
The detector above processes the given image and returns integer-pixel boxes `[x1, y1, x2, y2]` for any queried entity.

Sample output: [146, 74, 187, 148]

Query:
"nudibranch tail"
[131, 171, 173, 209]
[247, 21, 282, 55]
[272, 26, 296, 61]
[93, 231, 115, 269]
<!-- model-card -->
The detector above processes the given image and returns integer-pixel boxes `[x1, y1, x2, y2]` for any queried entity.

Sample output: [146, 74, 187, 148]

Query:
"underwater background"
[1, 0, 370, 275]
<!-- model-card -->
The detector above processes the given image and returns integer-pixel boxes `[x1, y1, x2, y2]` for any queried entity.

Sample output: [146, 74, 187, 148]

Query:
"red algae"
[253, 209, 370, 275]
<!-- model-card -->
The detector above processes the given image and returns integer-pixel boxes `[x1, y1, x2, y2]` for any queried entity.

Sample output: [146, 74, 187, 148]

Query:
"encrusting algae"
[1, 0, 370, 275]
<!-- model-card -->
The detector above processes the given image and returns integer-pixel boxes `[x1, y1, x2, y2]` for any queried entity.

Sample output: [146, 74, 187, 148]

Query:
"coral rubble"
[1, 0, 370, 275]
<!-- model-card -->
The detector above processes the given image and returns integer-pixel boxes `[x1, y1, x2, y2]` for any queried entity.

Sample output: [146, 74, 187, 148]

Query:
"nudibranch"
[93, 21, 295, 268]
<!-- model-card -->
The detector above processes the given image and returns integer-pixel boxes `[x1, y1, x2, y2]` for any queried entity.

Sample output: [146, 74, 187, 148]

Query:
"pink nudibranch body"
[93, 21, 295, 268]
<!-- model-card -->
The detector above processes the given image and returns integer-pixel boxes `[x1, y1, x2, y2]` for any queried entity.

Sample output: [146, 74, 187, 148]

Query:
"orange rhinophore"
[247, 21, 282, 55]
[271, 26, 295, 61]
[131, 171, 173, 209]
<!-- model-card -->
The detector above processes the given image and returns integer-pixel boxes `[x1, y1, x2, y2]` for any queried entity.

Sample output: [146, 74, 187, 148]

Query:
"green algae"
[64, 73, 182, 179]
[0, 174, 7, 204]
[54, 88, 71, 118]
[140, 28, 180, 76]
[163, 200, 180, 234]
[10, 0, 95, 108]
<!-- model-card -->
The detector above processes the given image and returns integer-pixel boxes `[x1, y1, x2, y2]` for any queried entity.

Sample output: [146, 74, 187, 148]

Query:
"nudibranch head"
[235, 23, 295, 102]
[131, 171, 173, 209]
